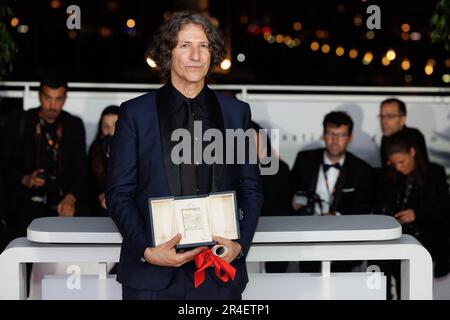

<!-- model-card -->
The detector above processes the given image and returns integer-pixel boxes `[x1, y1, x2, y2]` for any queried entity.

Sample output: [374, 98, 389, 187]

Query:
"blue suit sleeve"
[106, 102, 149, 261]
[235, 104, 263, 257]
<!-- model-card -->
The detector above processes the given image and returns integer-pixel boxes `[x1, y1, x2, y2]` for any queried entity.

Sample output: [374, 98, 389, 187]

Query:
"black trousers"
[122, 266, 244, 300]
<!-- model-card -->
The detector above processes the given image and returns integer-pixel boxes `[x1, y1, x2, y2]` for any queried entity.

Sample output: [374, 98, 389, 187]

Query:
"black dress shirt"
[164, 82, 220, 196]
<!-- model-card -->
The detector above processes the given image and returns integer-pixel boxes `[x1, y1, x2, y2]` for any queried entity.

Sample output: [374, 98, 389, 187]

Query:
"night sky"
[2, 0, 449, 86]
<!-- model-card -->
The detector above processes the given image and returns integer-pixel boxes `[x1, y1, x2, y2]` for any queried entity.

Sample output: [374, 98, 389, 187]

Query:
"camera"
[30, 173, 63, 210]
[293, 190, 323, 215]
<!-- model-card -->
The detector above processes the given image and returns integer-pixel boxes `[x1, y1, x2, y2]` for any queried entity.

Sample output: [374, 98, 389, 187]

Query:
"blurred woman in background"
[377, 131, 450, 281]
[87, 105, 120, 216]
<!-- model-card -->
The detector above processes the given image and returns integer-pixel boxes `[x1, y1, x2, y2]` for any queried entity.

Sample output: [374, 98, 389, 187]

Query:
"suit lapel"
[308, 150, 323, 192]
[155, 87, 182, 196]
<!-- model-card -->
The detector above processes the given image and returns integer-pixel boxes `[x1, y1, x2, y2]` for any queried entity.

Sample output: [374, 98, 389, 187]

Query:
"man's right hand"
[292, 195, 304, 211]
[22, 169, 46, 188]
[143, 233, 207, 267]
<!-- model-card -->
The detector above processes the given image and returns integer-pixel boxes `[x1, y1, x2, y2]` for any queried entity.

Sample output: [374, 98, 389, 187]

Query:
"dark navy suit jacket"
[106, 85, 263, 291]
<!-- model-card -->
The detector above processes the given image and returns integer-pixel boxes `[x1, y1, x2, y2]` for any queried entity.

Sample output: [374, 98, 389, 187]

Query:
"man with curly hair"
[107, 11, 262, 300]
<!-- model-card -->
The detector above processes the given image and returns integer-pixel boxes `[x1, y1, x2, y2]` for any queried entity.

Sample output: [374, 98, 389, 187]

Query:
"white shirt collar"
[323, 151, 346, 166]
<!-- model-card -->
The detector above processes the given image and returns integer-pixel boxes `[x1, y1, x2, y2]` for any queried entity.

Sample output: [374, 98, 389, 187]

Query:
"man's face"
[379, 102, 406, 136]
[170, 23, 211, 88]
[39, 85, 67, 122]
[323, 125, 352, 158]
[388, 148, 416, 175]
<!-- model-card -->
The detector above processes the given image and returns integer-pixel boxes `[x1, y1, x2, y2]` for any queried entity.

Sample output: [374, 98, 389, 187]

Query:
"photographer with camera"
[1, 72, 87, 236]
[290, 112, 373, 272]
[290, 111, 373, 216]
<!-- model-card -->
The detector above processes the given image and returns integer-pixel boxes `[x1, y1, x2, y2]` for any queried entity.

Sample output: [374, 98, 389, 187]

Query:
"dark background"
[2, 0, 449, 86]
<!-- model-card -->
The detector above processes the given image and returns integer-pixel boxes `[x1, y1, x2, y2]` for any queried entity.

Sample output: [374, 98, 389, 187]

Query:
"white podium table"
[0, 215, 433, 300]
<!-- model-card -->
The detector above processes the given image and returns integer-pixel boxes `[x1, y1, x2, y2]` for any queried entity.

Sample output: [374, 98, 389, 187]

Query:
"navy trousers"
[122, 263, 244, 300]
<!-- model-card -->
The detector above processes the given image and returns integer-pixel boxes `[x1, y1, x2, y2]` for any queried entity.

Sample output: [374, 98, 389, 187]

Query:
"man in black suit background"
[290, 111, 373, 272]
[379, 98, 428, 167]
[291, 111, 373, 216]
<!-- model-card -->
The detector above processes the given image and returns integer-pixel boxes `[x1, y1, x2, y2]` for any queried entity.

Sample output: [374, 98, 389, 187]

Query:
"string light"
[401, 23, 410, 33]
[263, 32, 272, 41]
[17, 25, 29, 34]
[401, 58, 411, 71]
[362, 52, 373, 65]
[404, 74, 413, 83]
[321, 44, 330, 54]
[335, 46, 345, 56]
[354, 15, 362, 27]
[293, 22, 302, 31]
[283, 36, 292, 45]
[366, 31, 375, 40]
[126, 19, 136, 29]
[253, 23, 445, 84]
[425, 65, 433, 75]
[275, 34, 284, 43]
[386, 49, 396, 61]
[10, 17, 19, 28]
[146, 57, 157, 68]
[315, 30, 329, 39]
[401, 32, 409, 41]
[68, 30, 77, 39]
[220, 59, 231, 70]
[348, 49, 358, 59]
[445, 59, 450, 68]
[50, 0, 61, 9]
[237, 53, 246, 62]
[425, 59, 435, 75]
[410, 32, 422, 41]
[381, 56, 390, 66]
[310, 41, 320, 51]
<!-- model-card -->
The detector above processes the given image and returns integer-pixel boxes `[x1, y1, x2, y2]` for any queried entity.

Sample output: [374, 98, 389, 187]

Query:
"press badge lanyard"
[396, 175, 415, 210]
[35, 112, 63, 175]
[322, 165, 340, 208]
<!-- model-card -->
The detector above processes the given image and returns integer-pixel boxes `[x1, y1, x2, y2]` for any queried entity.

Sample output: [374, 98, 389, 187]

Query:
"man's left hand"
[395, 209, 416, 224]
[212, 236, 242, 264]
[57, 194, 76, 217]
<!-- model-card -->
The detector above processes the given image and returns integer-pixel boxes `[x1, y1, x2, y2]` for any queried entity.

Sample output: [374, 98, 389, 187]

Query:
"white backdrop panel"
[21, 90, 450, 170]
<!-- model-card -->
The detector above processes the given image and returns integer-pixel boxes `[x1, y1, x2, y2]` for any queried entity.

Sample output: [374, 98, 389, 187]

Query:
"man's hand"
[144, 233, 208, 267]
[57, 194, 76, 217]
[395, 209, 416, 224]
[212, 236, 242, 264]
[22, 169, 45, 188]
[292, 195, 304, 211]
[98, 193, 107, 209]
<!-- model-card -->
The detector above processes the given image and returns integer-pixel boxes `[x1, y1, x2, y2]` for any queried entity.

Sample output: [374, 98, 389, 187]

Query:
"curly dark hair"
[148, 11, 226, 79]
[322, 111, 354, 135]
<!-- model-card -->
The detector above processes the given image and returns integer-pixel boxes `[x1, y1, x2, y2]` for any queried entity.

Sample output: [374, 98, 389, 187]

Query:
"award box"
[148, 191, 240, 249]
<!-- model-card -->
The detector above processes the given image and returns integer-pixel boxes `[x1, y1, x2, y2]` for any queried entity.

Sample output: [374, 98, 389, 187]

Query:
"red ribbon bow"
[194, 249, 236, 288]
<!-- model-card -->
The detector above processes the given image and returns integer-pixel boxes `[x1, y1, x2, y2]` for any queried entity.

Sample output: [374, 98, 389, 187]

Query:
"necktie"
[180, 99, 198, 195]
[323, 162, 341, 172]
